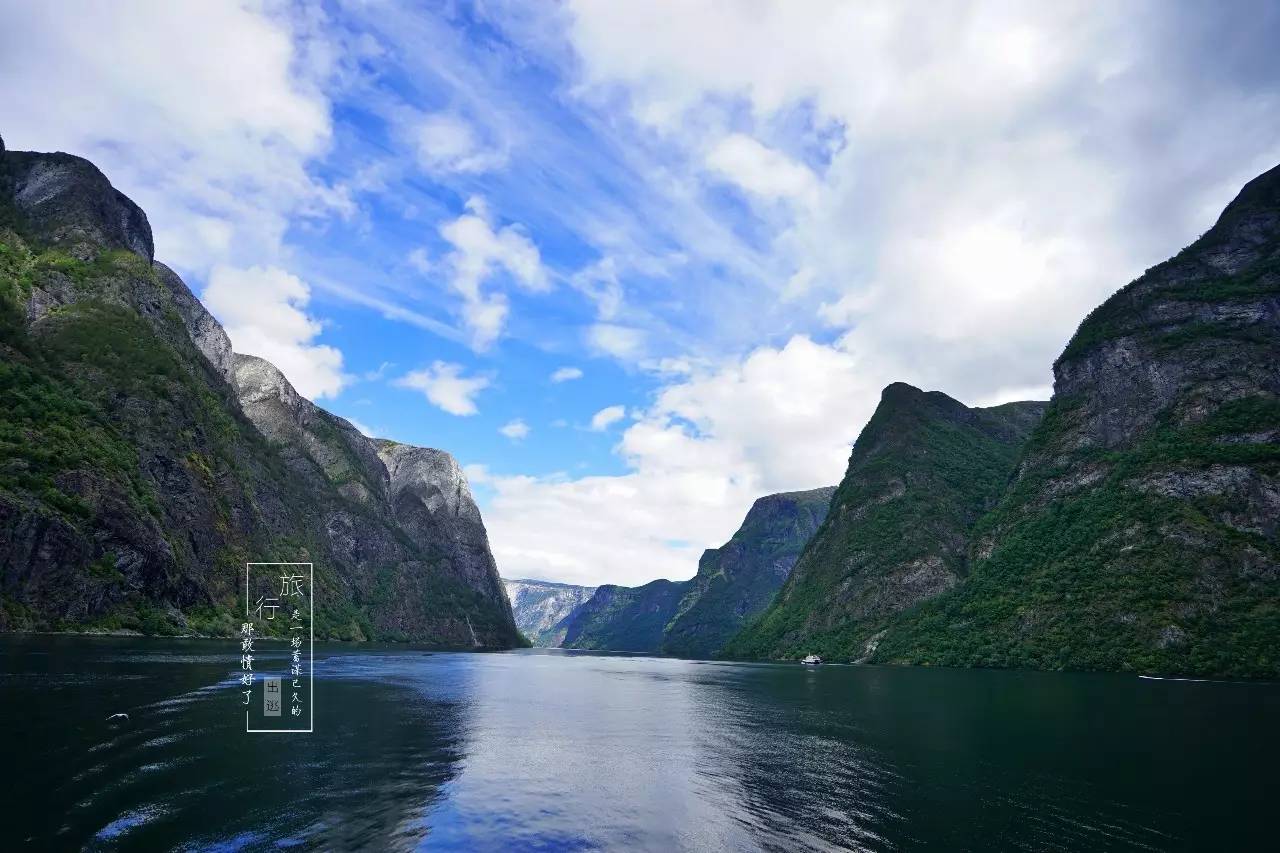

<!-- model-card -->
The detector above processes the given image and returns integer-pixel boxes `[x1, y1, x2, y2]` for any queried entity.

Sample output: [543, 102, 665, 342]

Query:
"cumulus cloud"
[705, 133, 819, 204]
[480, 335, 873, 586]
[395, 361, 490, 415]
[563, 0, 1280, 407]
[499, 418, 531, 440]
[438, 196, 549, 349]
[203, 265, 347, 400]
[589, 405, 627, 432]
[586, 323, 646, 360]
[550, 366, 584, 383]
[0, 0, 346, 275]
[412, 111, 508, 175]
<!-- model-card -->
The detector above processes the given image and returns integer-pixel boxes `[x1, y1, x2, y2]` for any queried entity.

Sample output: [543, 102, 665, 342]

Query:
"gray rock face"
[0, 145, 518, 647]
[377, 441, 511, 614]
[503, 578, 597, 646]
[1, 150, 153, 260]
[158, 263, 235, 385]
[234, 353, 389, 507]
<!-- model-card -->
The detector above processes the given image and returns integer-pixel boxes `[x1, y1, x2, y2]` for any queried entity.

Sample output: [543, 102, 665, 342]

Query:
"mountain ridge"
[556, 486, 835, 656]
[504, 577, 597, 646]
[0, 144, 519, 647]
[723, 386, 1047, 661]
[872, 161, 1280, 677]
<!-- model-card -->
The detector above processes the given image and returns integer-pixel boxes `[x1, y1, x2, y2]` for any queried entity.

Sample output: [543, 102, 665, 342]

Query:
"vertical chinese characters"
[242, 563, 313, 732]
[240, 622, 255, 705]
[283, 571, 306, 720]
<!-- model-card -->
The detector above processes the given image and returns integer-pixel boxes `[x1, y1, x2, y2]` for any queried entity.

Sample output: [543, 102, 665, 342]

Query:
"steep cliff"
[376, 439, 511, 617]
[875, 163, 1280, 677]
[503, 578, 597, 646]
[0, 145, 519, 647]
[723, 386, 1046, 661]
[560, 580, 688, 653]
[662, 487, 835, 658]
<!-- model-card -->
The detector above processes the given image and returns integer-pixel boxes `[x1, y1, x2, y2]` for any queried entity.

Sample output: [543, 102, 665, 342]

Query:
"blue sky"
[4, 1, 1280, 586]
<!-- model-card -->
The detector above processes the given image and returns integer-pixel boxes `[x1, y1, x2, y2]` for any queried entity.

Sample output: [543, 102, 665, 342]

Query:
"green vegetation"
[662, 487, 833, 659]
[562, 580, 689, 652]
[724, 390, 1044, 661]
[1058, 249, 1278, 364]
[875, 394, 1280, 677]
[0, 228, 519, 646]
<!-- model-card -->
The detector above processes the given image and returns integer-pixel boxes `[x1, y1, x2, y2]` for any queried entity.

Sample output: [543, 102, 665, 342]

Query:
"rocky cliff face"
[875, 163, 1280, 677]
[0, 145, 518, 647]
[503, 578, 597, 647]
[0, 148, 153, 260]
[560, 580, 689, 653]
[662, 487, 835, 658]
[723, 386, 1046, 661]
[376, 440, 511, 614]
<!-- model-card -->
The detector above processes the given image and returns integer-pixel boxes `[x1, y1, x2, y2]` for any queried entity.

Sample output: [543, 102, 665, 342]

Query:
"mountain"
[874, 164, 1280, 678]
[561, 580, 689, 653]
[723, 386, 1046, 661]
[662, 487, 835, 658]
[553, 487, 835, 656]
[504, 578, 596, 646]
[0, 143, 520, 647]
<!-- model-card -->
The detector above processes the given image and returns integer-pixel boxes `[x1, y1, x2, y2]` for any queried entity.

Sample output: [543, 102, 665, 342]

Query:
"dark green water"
[1, 636, 1275, 851]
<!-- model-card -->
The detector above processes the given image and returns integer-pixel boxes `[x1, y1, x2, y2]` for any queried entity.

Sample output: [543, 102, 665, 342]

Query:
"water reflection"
[1, 639, 1277, 851]
[0, 637, 469, 850]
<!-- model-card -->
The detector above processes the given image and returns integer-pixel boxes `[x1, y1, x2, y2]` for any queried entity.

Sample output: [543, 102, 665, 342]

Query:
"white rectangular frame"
[244, 562, 314, 734]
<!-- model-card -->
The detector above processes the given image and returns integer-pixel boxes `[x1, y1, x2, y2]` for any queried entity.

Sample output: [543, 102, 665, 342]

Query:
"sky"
[3, 0, 1280, 587]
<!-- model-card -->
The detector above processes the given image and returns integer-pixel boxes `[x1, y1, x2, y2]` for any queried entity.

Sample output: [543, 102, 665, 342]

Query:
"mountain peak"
[0, 148, 153, 261]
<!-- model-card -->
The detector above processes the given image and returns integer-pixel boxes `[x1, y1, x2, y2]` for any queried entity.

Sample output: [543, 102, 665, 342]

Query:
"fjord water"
[2, 638, 1275, 851]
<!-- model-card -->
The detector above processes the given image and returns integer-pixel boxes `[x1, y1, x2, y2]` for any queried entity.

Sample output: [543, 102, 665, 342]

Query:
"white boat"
[801, 654, 823, 665]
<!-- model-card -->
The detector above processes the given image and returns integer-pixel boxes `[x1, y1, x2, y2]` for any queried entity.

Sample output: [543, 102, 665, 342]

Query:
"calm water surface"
[1, 636, 1275, 851]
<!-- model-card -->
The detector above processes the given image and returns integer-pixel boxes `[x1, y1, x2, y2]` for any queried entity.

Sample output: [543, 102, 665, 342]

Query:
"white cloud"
[550, 366, 584, 383]
[203, 265, 347, 400]
[569, 255, 624, 320]
[586, 323, 646, 360]
[589, 405, 627, 431]
[412, 111, 507, 174]
[971, 384, 1054, 409]
[499, 418, 531, 440]
[394, 361, 490, 416]
[481, 335, 872, 586]
[439, 196, 549, 349]
[705, 133, 819, 204]
[0, 0, 344, 276]
[562, 0, 1280, 408]
[406, 248, 433, 274]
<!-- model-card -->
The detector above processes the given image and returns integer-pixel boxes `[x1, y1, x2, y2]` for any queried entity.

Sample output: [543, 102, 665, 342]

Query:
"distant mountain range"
[4, 136, 1275, 678]
[0, 140, 520, 647]
[541, 162, 1280, 679]
[507, 487, 835, 655]
[503, 578, 596, 646]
